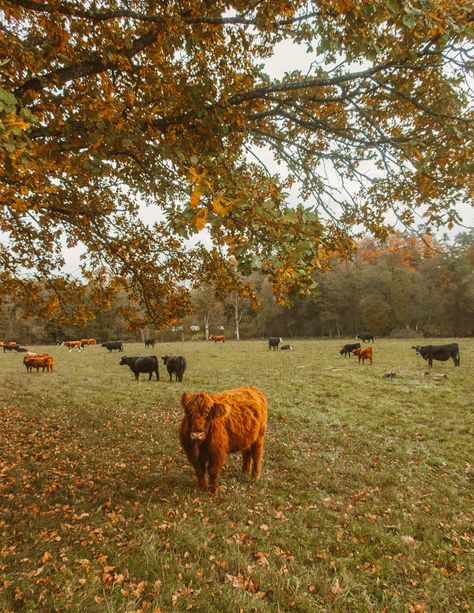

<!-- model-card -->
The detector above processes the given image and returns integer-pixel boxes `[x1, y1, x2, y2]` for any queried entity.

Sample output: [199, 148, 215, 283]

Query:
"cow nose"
[190, 432, 205, 441]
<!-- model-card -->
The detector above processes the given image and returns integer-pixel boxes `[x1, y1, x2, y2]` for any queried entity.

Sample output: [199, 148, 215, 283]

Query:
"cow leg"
[208, 456, 225, 495]
[251, 438, 265, 479]
[194, 462, 208, 491]
[148, 371, 152, 380]
[135, 373, 139, 380]
[241, 449, 253, 475]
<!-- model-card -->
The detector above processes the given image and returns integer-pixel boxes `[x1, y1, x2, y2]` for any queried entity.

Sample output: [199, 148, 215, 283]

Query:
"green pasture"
[0, 339, 472, 612]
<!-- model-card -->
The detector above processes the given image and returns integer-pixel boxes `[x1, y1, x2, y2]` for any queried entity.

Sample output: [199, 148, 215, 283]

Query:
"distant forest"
[2, 232, 473, 344]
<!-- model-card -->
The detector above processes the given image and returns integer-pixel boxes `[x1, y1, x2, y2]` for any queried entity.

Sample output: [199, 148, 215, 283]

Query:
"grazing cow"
[161, 355, 187, 382]
[62, 340, 82, 351]
[145, 339, 156, 348]
[280, 344, 293, 350]
[356, 333, 375, 343]
[3, 344, 19, 353]
[180, 386, 268, 495]
[101, 341, 123, 352]
[412, 343, 460, 368]
[339, 342, 361, 357]
[353, 347, 373, 365]
[23, 354, 53, 373]
[210, 335, 225, 343]
[14, 346, 28, 352]
[119, 355, 159, 380]
[80, 338, 96, 347]
[268, 337, 283, 350]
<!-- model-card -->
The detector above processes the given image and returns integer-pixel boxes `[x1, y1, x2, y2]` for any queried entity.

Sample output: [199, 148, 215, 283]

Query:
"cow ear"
[212, 403, 228, 419]
[181, 392, 192, 412]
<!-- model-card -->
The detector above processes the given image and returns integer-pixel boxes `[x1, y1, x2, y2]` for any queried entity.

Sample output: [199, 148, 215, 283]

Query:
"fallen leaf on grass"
[254, 552, 270, 566]
[331, 578, 344, 594]
[225, 574, 257, 592]
[400, 535, 416, 545]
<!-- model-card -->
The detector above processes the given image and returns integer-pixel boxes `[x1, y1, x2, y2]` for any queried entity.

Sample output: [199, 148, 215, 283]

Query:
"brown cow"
[23, 354, 53, 373]
[62, 340, 82, 351]
[209, 335, 225, 343]
[353, 347, 373, 365]
[180, 386, 268, 495]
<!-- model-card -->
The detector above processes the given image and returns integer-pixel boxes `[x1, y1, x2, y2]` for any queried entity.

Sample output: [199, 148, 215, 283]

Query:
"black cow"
[145, 339, 156, 348]
[161, 355, 187, 382]
[357, 333, 375, 343]
[101, 341, 123, 352]
[339, 342, 361, 357]
[14, 346, 28, 352]
[268, 337, 283, 351]
[412, 343, 460, 368]
[280, 345, 293, 350]
[3, 344, 19, 353]
[119, 355, 160, 380]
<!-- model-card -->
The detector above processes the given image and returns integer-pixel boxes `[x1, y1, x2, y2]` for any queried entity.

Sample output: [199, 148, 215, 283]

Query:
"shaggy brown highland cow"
[180, 386, 268, 495]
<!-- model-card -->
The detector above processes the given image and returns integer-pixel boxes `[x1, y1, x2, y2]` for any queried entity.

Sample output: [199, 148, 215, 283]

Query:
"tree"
[1, 0, 472, 325]
[189, 285, 222, 340]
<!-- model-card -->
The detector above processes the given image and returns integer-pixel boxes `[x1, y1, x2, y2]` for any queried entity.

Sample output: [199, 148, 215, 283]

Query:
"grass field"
[0, 338, 472, 612]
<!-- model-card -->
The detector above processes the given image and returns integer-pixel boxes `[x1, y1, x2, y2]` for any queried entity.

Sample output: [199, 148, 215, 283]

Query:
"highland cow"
[180, 386, 268, 495]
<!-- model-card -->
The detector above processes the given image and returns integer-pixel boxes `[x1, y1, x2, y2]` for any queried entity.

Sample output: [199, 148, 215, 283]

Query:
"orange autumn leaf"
[193, 208, 208, 230]
[190, 188, 202, 208]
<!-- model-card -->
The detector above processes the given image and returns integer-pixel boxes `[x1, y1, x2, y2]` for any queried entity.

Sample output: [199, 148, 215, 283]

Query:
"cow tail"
[456, 350, 461, 367]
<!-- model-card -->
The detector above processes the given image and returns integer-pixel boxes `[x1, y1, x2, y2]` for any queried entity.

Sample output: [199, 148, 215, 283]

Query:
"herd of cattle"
[2, 335, 461, 382]
[2, 335, 464, 494]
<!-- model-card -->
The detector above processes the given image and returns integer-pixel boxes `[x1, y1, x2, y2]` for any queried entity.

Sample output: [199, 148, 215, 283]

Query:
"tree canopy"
[1, 0, 473, 325]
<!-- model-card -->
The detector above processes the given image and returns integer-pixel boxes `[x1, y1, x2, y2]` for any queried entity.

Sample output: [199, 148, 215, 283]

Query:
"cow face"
[119, 356, 133, 366]
[182, 392, 228, 442]
[412, 346, 422, 355]
[161, 355, 169, 365]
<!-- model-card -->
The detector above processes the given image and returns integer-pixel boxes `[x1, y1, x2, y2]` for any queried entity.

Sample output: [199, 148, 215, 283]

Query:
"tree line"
[1, 232, 472, 345]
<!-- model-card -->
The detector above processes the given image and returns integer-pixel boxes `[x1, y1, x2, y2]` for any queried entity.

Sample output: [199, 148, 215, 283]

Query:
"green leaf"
[385, 0, 400, 16]
[402, 13, 417, 28]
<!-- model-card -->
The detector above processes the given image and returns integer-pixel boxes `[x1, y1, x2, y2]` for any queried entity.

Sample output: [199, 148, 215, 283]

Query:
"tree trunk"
[234, 295, 242, 340]
[204, 312, 210, 341]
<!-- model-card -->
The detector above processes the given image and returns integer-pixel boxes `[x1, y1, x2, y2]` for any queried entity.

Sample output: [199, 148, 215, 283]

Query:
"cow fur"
[356, 333, 375, 343]
[101, 341, 123, 352]
[339, 342, 361, 357]
[180, 386, 268, 495]
[268, 337, 283, 350]
[161, 355, 186, 382]
[119, 355, 159, 380]
[23, 355, 53, 373]
[353, 347, 373, 365]
[412, 343, 460, 367]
